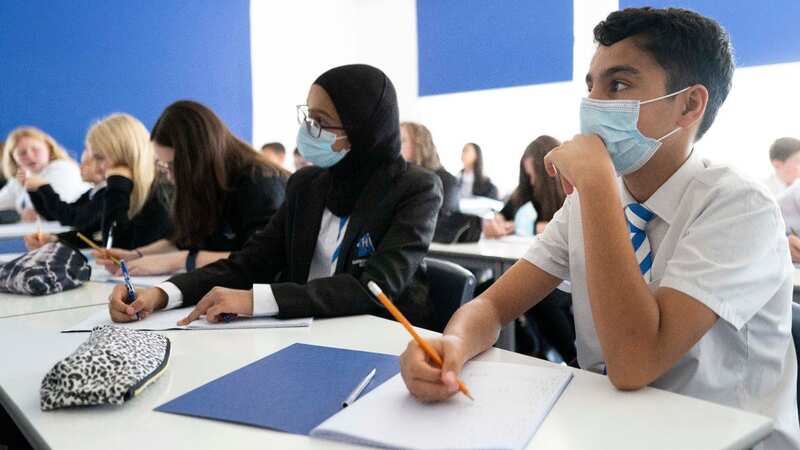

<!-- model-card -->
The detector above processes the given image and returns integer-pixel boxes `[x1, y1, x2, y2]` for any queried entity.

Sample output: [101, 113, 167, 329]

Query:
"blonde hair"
[2, 127, 72, 179]
[400, 122, 441, 170]
[86, 114, 155, 218]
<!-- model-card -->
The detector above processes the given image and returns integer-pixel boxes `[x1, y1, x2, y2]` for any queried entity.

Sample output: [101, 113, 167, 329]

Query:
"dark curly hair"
[593, 7, 734, 140]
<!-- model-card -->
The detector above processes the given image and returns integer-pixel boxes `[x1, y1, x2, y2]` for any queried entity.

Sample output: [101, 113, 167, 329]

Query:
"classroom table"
[0, 222, 71, 240]
[0, 307, 772, 450]
[428, 235, 533, 277]
[429, 236, 535, 350]
[0, 281, 113, 319]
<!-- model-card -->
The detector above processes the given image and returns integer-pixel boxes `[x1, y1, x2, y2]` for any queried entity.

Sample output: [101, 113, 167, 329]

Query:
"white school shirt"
[524, 154, 800, 450]
[777, 181, 800, 234]
[764, 173, 789, 198]
[158, 208, 349, 316]
[459, 170, 474, 198]
[0, 160, 90, 211]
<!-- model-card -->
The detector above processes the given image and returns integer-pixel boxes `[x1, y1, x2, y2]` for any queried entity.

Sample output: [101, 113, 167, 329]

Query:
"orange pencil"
[367, 281, 474, 401]
[76, 232, 120, 265]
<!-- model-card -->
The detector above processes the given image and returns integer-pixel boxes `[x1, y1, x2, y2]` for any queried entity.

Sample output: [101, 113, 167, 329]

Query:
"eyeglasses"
[296, 105, 345, 139]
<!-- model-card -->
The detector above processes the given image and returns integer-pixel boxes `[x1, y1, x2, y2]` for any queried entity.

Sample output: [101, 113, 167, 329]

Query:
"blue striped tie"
[624, 203, 655, 282]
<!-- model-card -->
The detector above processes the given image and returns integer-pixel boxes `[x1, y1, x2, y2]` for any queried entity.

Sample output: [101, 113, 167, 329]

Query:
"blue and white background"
[3, 0, 800, 195]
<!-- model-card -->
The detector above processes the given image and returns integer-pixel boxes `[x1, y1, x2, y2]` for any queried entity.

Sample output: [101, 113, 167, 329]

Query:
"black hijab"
[313, 64, 401, 216]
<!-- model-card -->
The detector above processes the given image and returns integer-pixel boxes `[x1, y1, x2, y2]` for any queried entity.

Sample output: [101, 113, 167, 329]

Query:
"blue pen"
[119, 260, 140, 321]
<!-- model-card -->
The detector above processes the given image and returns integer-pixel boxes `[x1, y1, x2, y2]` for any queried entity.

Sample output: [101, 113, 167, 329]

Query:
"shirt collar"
[620, 152, 706, 225]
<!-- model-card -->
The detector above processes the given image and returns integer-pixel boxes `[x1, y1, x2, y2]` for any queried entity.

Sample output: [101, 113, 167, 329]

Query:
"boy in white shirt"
[399, 7, 799, 449]
[765, 137, 800, 198]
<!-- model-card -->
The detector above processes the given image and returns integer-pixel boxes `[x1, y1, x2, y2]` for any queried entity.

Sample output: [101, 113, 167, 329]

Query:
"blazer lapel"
[291, 171, 329, 282]
[335, 160, 404, 273]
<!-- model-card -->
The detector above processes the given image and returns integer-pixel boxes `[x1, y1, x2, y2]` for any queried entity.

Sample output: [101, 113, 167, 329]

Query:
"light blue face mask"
[296, 125, 350, 168]
[579, 86, 690, 175]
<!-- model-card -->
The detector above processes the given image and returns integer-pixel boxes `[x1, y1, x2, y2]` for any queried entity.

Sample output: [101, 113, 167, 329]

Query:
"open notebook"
[311, 360, 573, 450]
[62, 306, 312, 332]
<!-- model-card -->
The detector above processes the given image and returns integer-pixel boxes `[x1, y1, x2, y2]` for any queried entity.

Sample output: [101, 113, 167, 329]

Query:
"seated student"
[0, 127, 90, 222]
[458, 142, 498, 199]
[23, 113, 171, 251]
[765, 137, 800, 198]
[107, 64, 443, 329]
[24, 141, 107, 230]
[777, 181, 800, 263]
[399, 8, 799, 449]
[293, 147, 312, 171]
[95, 101, 289, 275]
[261, 141, 286, 167]
[483, 135, 564, 238]
[400, 122, 467, 242]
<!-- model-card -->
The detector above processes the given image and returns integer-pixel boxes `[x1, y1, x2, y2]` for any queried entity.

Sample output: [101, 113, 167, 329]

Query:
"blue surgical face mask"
[579, 87, 690, 175]
[296, 125, 350, 168]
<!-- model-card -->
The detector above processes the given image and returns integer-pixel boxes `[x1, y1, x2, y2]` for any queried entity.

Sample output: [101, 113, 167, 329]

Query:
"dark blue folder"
[154, 343, 400, 435]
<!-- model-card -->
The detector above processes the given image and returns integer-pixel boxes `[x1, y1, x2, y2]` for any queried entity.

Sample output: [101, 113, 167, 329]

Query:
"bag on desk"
[40, 326, 171, 410]
[0, 241, 91, 296]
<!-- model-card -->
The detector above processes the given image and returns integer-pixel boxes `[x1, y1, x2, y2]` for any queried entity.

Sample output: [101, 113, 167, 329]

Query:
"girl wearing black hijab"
[107, 64, 444, 328]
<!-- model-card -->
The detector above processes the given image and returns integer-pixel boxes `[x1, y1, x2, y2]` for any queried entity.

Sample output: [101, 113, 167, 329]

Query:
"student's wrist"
[575, 166, 616, 193]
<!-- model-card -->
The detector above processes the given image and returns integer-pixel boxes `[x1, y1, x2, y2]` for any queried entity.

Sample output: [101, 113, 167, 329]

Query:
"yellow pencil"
[367, 281, 474, 400]
[76, 232, 120, 265]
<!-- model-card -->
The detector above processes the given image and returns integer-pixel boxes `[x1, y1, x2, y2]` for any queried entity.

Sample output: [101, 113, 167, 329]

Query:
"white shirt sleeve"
[777, 182, 800, 234]
[522, 194, 572, 281]
[42, 160, 90, 203]
[252, 284, 279, 316]
[155, 282, 184, 310]
[0, 179, 23, 211]
[661, 188, 789, 330]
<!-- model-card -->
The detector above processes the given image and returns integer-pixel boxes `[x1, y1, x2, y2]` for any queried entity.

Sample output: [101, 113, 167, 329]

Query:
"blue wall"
[416, 0, 573, 96]
[0, 0, 252, 159]
[619, 0, 800, 68]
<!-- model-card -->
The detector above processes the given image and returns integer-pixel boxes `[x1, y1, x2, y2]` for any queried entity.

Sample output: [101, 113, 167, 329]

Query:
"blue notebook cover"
[154, 343, 400, 435]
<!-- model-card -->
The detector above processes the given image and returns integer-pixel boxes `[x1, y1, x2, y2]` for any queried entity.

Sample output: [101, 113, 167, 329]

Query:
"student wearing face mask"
[0, 127, 90, 222]
[106, 64, 443, 329]
[399, 8, 798, 449]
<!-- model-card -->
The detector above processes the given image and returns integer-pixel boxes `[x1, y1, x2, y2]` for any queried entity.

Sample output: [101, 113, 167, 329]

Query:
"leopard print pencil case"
[40, 325, 171, 410]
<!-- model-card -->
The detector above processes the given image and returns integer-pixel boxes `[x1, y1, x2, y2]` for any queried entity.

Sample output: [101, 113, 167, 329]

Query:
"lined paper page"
[312, 360, 573, 450]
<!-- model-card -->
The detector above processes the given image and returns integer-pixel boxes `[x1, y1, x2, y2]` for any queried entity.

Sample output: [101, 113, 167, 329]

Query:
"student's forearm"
[137, 239, 178, 255]
[444, 260, 561, 361]
[578, 174, 661, 378]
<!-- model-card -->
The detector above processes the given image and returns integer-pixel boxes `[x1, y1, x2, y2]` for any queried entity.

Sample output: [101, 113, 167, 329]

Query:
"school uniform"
[0, 160, 90, 212]
[764, 173, 789, 198]
[159, 159, 443, 328]
[29, 182, 107, 229]
[58, 175, 172, 250]
[458, 169, 498, 199]
[524, 153, 800, 449]
[777, 181, 800, 234]
[156, 63, 444, 329]
[180, 168, 287, 252]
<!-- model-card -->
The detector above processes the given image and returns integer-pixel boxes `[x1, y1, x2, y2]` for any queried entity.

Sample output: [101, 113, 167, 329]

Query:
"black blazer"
[168, 158, 444, 328]
[58, 175, 172, 250]
[182, 169, 287, 252]
[458, 170, 499, 199]
[29, 184, 106, 229]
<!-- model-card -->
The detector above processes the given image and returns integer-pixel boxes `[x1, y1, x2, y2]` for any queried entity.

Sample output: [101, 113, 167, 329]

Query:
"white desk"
[0, 281, 113, 319]
[429, 235, 533, 276]
[0, 222, 71, 240]
[0, 308, 771, 450]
